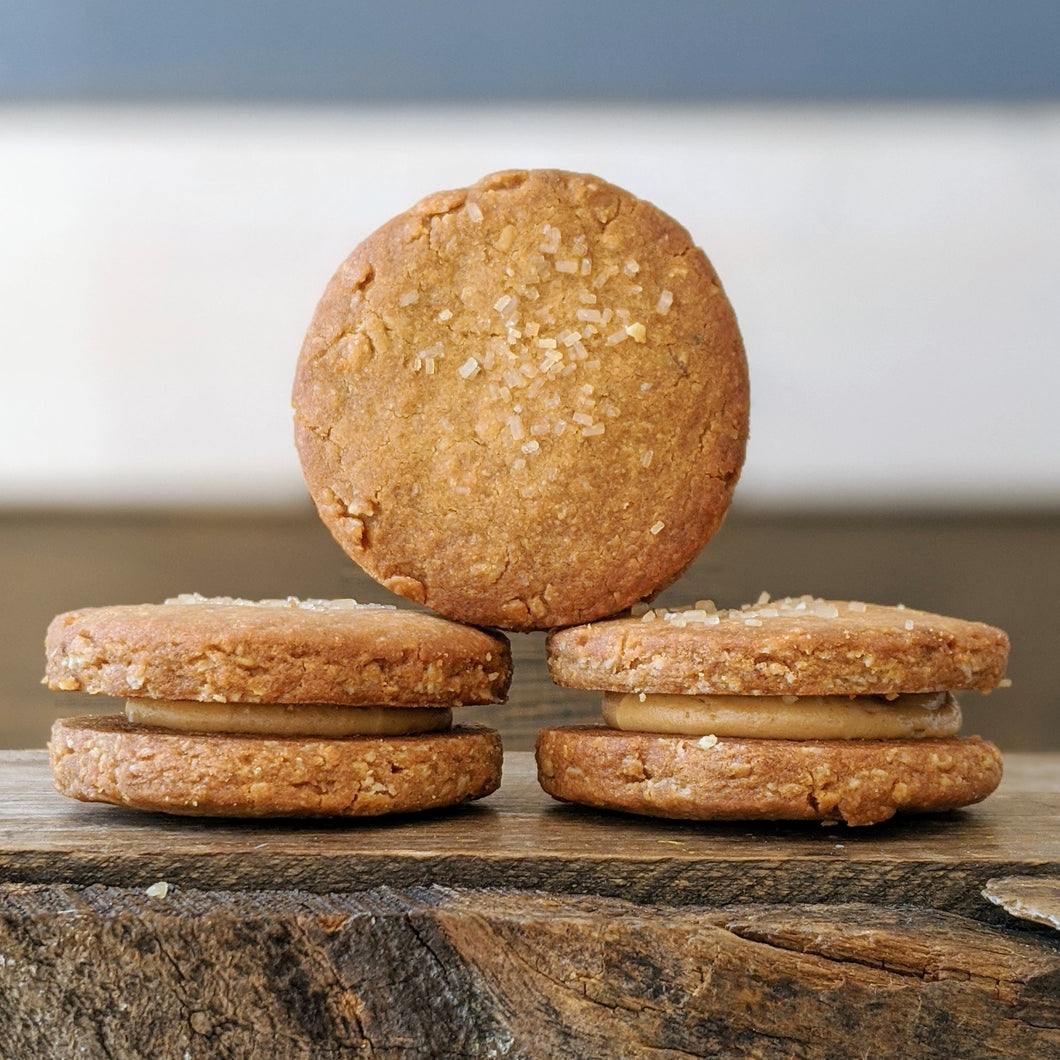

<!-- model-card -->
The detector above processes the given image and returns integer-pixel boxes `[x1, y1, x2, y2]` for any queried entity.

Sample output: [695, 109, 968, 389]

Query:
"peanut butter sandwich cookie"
[538, 595, 1009, 826]
[45, 595, 510, 817]
[293, 169, 749, 630]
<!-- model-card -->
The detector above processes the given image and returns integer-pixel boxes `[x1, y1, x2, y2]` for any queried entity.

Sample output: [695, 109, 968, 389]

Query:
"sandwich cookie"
[45, 595, 510, 817]
[538, 595, 1009, 826]
[292, 168, 749, 631]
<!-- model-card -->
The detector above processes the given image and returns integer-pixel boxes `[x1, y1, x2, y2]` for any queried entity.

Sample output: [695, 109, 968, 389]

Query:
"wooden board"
[2, 884, 1058, 1059]
[2, 751, 1058, 918]
[2, 751, 1059, 1057]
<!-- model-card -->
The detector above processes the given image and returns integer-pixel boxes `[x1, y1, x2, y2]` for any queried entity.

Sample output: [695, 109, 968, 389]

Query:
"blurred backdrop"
[1, 1, 1057, 750]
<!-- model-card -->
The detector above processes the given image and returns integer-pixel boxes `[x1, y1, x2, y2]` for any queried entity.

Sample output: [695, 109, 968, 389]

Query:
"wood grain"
[2, 751, 1058, 920]
[1, 884, 1057, 1059]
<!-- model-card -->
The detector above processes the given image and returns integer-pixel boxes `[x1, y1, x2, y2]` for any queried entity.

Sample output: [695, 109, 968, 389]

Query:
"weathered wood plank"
[985, 875, 1060, 932]
[1, 884, 1057, 1060]
[2, 752, 1058, 919]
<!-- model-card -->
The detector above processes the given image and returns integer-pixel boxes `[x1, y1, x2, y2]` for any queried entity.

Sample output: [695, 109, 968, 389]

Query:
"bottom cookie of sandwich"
[535, 726, 1003, 827]
[50, 715, 502, 818]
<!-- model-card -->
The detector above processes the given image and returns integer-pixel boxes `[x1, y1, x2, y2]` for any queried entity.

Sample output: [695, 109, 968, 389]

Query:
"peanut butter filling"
[125, 699, 453, 737]
[601, 691, 960, 740]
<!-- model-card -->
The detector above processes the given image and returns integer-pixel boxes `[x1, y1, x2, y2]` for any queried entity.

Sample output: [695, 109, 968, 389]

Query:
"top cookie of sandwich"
[547, 596, 1009, 697]
[44, 595, 512, 706]
[292, 169, 749, 631]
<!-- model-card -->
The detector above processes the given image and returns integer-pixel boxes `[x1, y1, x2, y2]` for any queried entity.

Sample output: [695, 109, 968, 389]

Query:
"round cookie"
[536, 728, 1003, 827]
[292, 169, 749, 631]
[538, 595, 1009, 825]
[45, 594, 511, 706]
[51, 715, 502, 818]
[546, 597, 1009, 697]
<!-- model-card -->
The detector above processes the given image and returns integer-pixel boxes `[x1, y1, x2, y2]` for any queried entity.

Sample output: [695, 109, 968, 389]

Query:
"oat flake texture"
[536, 728, 1003, 827]
[292, 169, 749, 631]
[546, 598, 1010, 697]
[50, 715, 503, 818]
[44, 598, 512, 707]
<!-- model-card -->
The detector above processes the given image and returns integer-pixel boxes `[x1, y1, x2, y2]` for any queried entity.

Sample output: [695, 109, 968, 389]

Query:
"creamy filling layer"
[602, 691, 960, 740]
[124, 699, 453, 737]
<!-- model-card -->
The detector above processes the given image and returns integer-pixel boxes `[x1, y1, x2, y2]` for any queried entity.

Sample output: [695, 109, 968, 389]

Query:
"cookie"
[537, 595, 1009, 825]
[292, 169, 749, 630]
[44, 595, 510, 816]
[536, 728, 1002, 827]
[45, 594, 511, 706]
[547, 596, 1010, 696]
[51, 715, 502, 818]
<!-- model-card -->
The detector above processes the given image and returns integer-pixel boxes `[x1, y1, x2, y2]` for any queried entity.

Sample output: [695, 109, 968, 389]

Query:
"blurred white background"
[1, 2, 1058, 510]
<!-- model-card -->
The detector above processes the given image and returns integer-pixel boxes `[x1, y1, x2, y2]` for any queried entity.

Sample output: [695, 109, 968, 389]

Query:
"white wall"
[1, 103, 1057, 509]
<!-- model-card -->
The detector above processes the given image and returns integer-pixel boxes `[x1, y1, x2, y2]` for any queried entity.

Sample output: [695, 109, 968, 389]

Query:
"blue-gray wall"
[2, 0, 1058, 103]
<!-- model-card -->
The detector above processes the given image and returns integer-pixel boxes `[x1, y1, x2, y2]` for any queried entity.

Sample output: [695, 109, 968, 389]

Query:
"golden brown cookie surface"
[44, 596, 511, 706]
[50, 715, 502, 817]
[293, 169, 749, 630]
[547, 597, 1009, 697]
[536, 726, 1003, 826]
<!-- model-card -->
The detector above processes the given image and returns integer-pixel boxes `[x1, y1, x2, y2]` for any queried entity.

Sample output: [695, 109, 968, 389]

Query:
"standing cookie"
[293, 169, 749, 630]
[45, 595, 510, 817]
[539, 595, 1009, 826]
